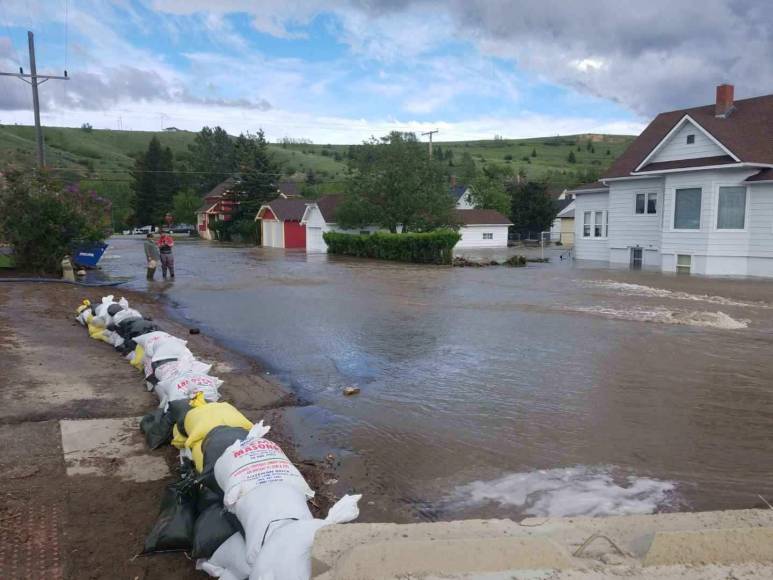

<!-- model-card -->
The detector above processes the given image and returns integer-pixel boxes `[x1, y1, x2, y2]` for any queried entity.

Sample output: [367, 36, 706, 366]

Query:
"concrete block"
[644, 527, 773, 567]
[328, 536, 572, 579]
[59, 417, 168, 482]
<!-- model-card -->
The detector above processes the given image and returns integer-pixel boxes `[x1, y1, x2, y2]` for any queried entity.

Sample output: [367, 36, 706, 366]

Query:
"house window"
[583, 211, 606, 238]
[686, 134, 695, 144]
[674, 188, 702, 229]
[636, 193, 658, 214]
[677, 254, 691, 274]
[647, 193, 657, 214]
[482, 232, 493, 240]
[717, 186, 746, 229]
[594, 211, 603, 237]
[583, 212, 591, 237]
[635, 193, 645, 214]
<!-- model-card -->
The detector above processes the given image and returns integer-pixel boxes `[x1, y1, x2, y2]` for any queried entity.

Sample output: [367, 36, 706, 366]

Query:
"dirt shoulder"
[0, 281, 335, 580]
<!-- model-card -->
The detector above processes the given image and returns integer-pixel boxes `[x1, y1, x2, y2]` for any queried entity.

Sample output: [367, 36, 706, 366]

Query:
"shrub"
[0, 169, 110, 273]
[323, 229, 461, 265]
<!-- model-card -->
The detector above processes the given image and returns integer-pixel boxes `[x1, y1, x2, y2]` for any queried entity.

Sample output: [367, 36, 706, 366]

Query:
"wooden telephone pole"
[0, 31, 69, 168]
[421, 129, 439, 159]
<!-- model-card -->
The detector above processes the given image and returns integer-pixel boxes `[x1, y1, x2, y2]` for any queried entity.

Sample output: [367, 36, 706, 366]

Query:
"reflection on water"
[103, 237, 773, 522]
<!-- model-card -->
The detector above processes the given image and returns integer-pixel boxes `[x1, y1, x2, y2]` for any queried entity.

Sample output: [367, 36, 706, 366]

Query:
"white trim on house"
[634, 114, 740, 171]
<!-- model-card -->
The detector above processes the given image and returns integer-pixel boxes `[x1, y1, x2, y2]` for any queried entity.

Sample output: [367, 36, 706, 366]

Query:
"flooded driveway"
[103, 236, 773, 522]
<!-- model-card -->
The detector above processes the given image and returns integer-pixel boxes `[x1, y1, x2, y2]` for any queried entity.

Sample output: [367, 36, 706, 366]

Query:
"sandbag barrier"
[75, 296, 362, 580]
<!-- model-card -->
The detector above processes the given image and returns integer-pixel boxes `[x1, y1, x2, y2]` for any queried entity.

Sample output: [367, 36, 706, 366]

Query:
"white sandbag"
[118, 297, 129, 309]
[250, 494, 362, 580]
[152, 341, 192, 364]
[155, 357, 213, 383]
[133, 331, 181, 358]
[112, 308, 142, 326]
[234, 484, 312, 566]
[104, 330, 125, 348]
[93, 295, 116, 318]
[196, 532, 250, 580]
[155, 374, 222, 408]
[214, 422, 314, 508]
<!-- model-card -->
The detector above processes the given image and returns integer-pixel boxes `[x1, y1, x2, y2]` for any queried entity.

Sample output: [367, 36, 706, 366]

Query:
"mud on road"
[0, 282, 335, 580]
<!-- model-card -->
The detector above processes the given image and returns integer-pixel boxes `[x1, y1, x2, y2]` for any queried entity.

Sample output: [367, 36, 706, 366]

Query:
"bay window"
[717, 186, 746, 229]
[674, 188, 702, 229]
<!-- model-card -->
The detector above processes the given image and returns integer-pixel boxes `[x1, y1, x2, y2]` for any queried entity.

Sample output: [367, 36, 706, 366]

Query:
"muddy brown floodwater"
[102, 236, 773, 523]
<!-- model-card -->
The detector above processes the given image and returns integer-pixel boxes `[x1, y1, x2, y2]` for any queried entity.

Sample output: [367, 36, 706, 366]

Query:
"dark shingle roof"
[568, 180, 610, 194]
[261, 197, 309, 221]
[450, 184, 469, 203]
[315, 194, 345, 223]
[277, 181, 302, 198]
[747, 168, 773, 182]
[637, 155, 736, 172]
[605, 93, 773, 178]
[454, 209, 512, 226]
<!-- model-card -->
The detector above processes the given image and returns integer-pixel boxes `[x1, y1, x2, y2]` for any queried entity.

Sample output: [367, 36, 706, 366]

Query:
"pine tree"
[234, 130, 282, 216]
[130, 137, 176, 226]
[187, 126, 236, 194]
[531, 148, 537, 157]
[567, 151, 577, 164]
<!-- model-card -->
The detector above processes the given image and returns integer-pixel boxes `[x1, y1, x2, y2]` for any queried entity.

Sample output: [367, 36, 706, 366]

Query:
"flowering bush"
[0, 168, 111, 273]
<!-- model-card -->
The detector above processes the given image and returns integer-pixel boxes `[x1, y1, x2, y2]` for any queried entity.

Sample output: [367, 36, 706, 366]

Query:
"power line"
[421, 129, 439, 159]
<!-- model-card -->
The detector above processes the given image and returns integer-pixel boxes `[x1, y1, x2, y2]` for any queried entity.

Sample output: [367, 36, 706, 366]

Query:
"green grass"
[0, 254, 15, 268]
[0, 125, 635, 225]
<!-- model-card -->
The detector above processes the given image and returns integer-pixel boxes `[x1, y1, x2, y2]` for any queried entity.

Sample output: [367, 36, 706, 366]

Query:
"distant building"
[276, 181, 302, 198]
[256, 197, 310, 249]
[196, 178, 240, 241]
[451, 178, 512, 249]
[573, 84, 773, 276]
[301, 195, 380, 253]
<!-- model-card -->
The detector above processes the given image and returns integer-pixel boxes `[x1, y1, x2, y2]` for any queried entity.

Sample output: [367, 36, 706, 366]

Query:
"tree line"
[129, 127, 282, 239]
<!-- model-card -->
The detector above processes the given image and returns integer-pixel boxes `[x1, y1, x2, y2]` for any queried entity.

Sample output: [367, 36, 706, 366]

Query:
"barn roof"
[260, 197, 310, 221]
[454, 209, 512, 226]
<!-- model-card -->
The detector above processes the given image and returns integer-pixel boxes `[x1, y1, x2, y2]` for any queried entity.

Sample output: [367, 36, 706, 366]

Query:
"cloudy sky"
[0, 0, 771, 143]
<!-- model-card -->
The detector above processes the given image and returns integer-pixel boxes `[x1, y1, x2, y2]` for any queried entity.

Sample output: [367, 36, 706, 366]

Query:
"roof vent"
[715, 84, 735, 118]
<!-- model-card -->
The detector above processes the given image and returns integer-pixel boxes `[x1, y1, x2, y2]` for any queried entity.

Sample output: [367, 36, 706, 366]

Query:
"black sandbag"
[191, 505, 243, 559]
[139, 409, 174, 449]
[200, 426, 249, 492]
[107, 303, 123, 317]
[143, 484, 196, 553]
[167, 399, 190, 437]
[196, 486, 222, 513]
[116, 317, 159, 340]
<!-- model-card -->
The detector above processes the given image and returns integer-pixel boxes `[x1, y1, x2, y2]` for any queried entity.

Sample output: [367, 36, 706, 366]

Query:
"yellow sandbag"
[171, 424, 187, 449]
[130, 344, 145, 370]
[184, 400, 252, 450]
[87, 321, 110, 343]
[191, 440, 204, 472]
[76, 299, 91, 314]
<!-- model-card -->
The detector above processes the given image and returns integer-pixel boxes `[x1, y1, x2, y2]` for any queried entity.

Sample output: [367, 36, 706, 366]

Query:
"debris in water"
[189, 328, 200, 335]
[343, 386, 361, 396]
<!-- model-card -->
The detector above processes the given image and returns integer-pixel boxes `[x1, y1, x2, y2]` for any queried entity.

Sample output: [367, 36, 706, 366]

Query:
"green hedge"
[323, 229, 460, 264]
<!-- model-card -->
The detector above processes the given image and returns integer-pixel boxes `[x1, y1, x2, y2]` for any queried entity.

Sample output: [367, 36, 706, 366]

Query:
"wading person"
[144, 233, 160, 280]
[157, 229, 175, 279]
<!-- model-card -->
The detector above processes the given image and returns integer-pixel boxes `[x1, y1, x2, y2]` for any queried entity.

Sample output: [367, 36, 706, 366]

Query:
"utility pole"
[0, 31, 69, 168]
[421, 129, 439, 159]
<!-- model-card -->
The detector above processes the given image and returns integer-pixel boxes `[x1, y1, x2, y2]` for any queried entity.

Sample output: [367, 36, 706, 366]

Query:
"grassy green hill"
[0, 124, 634, 228]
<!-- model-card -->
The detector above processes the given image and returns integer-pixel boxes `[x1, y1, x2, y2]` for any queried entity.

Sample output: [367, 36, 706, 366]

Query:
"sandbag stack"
[74, 296, 361, 580]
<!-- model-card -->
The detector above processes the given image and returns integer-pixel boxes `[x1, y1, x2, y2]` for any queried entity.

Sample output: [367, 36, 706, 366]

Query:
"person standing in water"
[144, 233, 160, 280]
[157, 229, 175, 279]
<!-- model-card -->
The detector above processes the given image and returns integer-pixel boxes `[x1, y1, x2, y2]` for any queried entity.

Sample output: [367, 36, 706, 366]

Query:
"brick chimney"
[715, 84, 735, 118]
[450, 175, 457, 188]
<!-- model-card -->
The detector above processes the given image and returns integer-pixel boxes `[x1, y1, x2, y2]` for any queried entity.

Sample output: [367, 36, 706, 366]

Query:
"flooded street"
[103, 237, 773, 523]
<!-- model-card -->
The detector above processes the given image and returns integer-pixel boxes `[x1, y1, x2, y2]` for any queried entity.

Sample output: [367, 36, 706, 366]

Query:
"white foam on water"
[568, 305, 749, 329]
[455, 466, 676, 518]
[583, 280, 770, 309]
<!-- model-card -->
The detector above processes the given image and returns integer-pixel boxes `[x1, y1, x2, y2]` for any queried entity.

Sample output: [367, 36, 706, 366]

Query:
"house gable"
[638, 115, 738, 170]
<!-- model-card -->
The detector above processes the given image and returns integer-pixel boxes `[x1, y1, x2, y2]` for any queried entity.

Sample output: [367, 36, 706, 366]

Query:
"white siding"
[649, 120, 727, 163]
[455, 190, 475, 209]
[574, 192, 610, 261]
[456, 225, 509, 248]
[607, 177, 664, 265]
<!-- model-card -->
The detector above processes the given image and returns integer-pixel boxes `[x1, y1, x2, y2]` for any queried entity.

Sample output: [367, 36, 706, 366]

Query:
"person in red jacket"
[157, 230, 175, 279]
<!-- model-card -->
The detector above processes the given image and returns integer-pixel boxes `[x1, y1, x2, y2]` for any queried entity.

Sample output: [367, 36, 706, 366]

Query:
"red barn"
[256, 197, 309, 249]
[196, 178, 240, 241]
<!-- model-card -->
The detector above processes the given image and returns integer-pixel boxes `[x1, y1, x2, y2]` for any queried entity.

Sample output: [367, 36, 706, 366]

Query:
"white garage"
[454, 209, 512, 249]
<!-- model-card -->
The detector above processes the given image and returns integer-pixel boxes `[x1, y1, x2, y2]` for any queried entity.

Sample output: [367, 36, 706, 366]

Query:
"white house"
[453, 209, 512, 248]
[573, 84, 773, 277]
[300, 195, 380, 253]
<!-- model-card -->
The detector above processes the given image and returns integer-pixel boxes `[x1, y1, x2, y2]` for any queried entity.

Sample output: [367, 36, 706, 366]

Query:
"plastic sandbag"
[214, 422, 313, 509]
[200, 426, 250, 493]
[154, 374, 223, 409]
[191, 505, 243, 559]
[184, 398, 252, 452]
[167, 399, 191, 436]
[75, 300, 93, 326]
[139, 408, 174, 449]
[154, 356, 213, 383]
[197, 486, 222, 513]
[250, 494, 362, 580]
[112, 308, 142, 327]
[143, 484, 196, 553]
[196, 532, 250, 580]
[116, 318, 159, 340]
[133, 331, 178, 356]
[130, 345, 145, 370]
[233, 484, 312, 566]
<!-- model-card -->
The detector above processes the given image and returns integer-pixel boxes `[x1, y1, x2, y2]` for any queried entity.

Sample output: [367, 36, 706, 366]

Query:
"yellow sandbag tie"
[183, 402, 252, 450]
[87, 322, 110, 343]
[130, 345, 145, 370]
[171, 424, 187, 449]
[76, 299, 91, 314]
[190, 391, 207, 408]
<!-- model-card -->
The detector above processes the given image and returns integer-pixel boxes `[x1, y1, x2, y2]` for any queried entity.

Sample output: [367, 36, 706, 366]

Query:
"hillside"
[0, 124, 635, 227]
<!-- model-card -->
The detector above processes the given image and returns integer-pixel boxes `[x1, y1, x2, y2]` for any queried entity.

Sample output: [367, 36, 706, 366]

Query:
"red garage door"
[284, 221, 306, 249]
